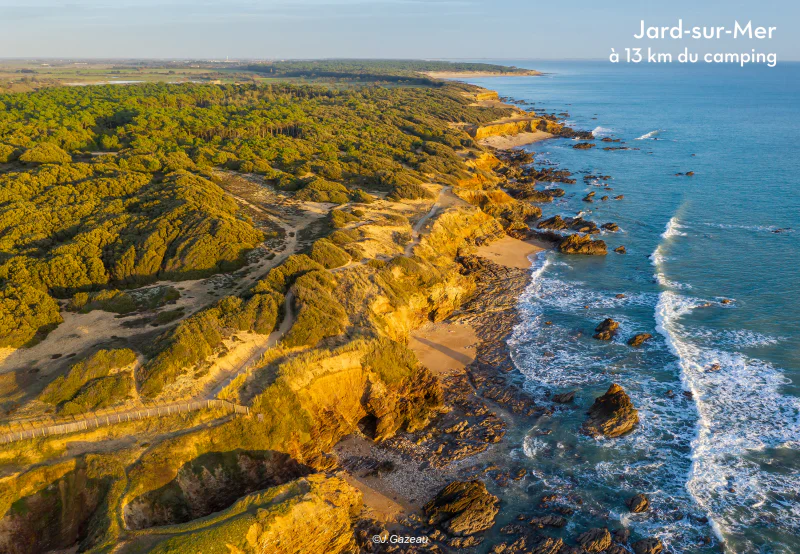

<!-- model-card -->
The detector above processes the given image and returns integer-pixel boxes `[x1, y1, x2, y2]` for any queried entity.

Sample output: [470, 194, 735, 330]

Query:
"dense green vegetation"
[39, 348, 137, 411]
[0, 75, 515, 349]
[244, 59, 535, 84]
[309, 238, 351, 269]
[67, 285, 180, 314]
[138, 290, 282, 398]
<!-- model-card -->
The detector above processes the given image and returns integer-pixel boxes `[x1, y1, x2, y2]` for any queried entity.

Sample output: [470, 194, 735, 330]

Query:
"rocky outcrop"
[573, 142, 596, 149]
[530, 536, 565, 554]
[424, 480, 499, 536]
[633, 538, 665, 554]
[0, 462, 110, 554]
[469, 118, 544, 141]
[538, 216, 599, 235]
[593, 318, 619, 340]
[602, 222, 620, 232]
[552, 390, 576, 403]
[627, 333, 653, 347]
[529, 515, 568, 528]
[124, 450, 311, 530]
[537, 215, 568, 231]
[583, 383, 639, 438]
[627, 493, 650, 513]
[136, 475, 362, 554]
[576, 528, 612, 552]
[614, 246, 627, 254]
[557, 234, 607, 255]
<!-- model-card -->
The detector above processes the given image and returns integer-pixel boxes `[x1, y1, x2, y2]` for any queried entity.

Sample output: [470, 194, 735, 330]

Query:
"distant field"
[0, 59, 534, 92]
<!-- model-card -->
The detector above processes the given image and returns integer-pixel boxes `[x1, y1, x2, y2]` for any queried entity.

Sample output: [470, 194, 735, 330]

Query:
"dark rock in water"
[614, 246, 627, 254]
[593, 318, 620, 340]
[686, 171, 695, 176]
[530, 229, 566, 245]
[607, 545, 629, 554]
[558, 234, 607, 255]
[573, 142, 596, 149]
[424, 480, 499, 536]
[586, 191, 596, 197]
[601, 195, 609, 201]
[448, 535, 483, 548]
[538, 214, 569, 230]
[530, 536, 564, 554]
[612, 528, 630, 544]
[571, 218, 600, 234]
[601, 137, 621, 143]
[615, 294, 626, 299]
[583, 383, 639, 438]
[627, 333, 653, 347]
[708, 363, 721, 372]
[614, 195, 624, 200]
[666, 389, 675, 398]
[632, 538, 664, 554]
[683, 390, 694, 400]
[627, 493, 650, 513]
[529, 515, 568, 528]
[547, 188, 566, 197]
[602, 222, 620, 232]
[583, 195, 594, 203]
[577, 528, 612, 552]
[552, 391, 577, 404]
[720, 298, 732, 304]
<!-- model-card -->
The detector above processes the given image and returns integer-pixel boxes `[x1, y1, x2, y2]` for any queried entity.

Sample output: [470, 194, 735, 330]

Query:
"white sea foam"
[635, 129, 664, 140]
[592, 126, 614, 137]
[654, 291, 800, 546]
[511, 250, 725, 550]
[652, 218, 692, 290]
[662, 217, 688, 238]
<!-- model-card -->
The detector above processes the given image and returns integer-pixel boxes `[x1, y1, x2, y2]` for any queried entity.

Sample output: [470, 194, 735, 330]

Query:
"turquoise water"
[463, 62, 799, 553]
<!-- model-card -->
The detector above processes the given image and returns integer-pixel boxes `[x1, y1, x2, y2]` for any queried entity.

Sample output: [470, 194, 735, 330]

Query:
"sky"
[0, 0, 796, 60]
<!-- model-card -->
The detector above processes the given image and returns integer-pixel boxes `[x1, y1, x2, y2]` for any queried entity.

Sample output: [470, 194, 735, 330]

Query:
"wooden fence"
[0, 399, 251, 445]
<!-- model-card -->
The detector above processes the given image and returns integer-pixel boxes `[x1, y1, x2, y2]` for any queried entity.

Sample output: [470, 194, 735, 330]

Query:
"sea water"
[462, 62, 799, 553]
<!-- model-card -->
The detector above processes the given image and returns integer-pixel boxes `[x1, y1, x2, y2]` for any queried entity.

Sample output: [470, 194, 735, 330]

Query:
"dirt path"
[404, 186, 450, 256]
[205, 291, 295, 400]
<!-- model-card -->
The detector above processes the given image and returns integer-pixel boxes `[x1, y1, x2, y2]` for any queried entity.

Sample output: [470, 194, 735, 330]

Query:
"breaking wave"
[655, 291, 800, 551]
[635, 129, 664, 140]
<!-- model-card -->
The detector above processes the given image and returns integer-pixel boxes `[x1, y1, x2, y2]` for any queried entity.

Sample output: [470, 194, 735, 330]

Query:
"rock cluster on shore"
[424, 480, 499, 536]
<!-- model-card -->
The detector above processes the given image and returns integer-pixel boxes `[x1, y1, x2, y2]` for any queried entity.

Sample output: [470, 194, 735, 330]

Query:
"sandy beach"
[479, 130, 554, 149]
[409, 321, 478, 377]
[474, 234, 544, 268]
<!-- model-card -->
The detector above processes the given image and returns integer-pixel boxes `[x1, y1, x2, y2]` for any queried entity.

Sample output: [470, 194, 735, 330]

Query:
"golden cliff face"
[138, 475, 363, 554]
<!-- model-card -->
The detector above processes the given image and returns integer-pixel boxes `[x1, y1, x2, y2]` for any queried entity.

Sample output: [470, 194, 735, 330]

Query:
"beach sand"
[479, 130, 553, 149]
[409, 321, 478, 377]
[474, 235, 544, 269]
[408, 236, 542, 376]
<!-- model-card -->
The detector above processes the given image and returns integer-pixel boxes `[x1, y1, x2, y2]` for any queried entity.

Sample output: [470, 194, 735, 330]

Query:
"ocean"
[461, 61, 800, 553]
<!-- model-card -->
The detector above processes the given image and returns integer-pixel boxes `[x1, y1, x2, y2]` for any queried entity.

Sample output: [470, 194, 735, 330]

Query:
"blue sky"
[0, 0, 796, 60]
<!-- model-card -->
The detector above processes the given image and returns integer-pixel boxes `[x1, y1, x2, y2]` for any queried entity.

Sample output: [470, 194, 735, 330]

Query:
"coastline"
[478, 130, 554, 150]
[423, 70, 542, 79]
